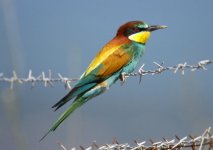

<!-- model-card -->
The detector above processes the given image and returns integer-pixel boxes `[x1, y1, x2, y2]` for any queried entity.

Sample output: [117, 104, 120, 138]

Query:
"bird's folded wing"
[76, 47, 132, 87]
[52, 47, 132, 111]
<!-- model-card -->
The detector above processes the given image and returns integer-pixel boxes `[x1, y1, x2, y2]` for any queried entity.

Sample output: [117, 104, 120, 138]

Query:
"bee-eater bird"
[41, 21, 167, 140]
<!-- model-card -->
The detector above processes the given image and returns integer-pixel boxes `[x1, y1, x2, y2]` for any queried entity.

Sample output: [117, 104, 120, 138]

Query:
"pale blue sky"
[0, 0, 213, 150]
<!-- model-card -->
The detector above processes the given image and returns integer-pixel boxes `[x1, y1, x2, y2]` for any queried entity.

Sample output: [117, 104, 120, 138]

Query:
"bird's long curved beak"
[148, 25, 168, 32]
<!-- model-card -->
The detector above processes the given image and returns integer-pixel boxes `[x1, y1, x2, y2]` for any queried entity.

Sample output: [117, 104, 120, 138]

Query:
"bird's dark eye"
[124, 26, 146, 37]
[132, 27, 141, 32]
[132, 27, 147, 33]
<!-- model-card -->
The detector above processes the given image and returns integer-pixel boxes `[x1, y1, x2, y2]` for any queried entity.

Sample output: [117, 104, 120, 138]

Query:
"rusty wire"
[0, 59, 212, 89]
[57, 127, 213, 150]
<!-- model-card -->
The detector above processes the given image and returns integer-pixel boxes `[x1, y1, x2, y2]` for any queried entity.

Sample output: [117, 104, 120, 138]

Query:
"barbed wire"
[0, 59, 212, 89]
[57, 127, 213, 150]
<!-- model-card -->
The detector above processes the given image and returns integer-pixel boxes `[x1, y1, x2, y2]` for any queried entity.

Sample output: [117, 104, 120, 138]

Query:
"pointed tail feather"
[40, 96, 87, 141]
[51, 88, 77, 111]
[52, 83, 96, 111]
[41, 80, 110, 141]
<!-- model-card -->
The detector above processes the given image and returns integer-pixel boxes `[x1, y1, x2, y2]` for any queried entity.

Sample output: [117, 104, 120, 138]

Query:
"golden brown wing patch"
[97, 48, 131, 78]
[83, 37, 131, 77]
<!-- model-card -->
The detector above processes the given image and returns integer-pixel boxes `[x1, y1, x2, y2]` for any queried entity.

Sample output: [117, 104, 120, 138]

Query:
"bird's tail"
[40, 80, 110, 141]
[40, 96, 87, 141]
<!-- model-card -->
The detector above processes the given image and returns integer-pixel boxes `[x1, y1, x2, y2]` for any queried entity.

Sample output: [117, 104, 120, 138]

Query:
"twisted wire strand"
[0, 59, 212, 89]
[57, 127, 213, 150]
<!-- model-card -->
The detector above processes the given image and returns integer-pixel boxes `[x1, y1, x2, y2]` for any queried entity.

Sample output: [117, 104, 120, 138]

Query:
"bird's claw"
[119, 72, 127, 85]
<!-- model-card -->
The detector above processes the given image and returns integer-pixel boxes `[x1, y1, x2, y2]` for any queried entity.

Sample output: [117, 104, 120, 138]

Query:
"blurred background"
[0, 0, 213, 150]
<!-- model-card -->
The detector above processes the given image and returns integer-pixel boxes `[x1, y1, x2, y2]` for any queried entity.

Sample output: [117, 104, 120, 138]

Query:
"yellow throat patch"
[128, 31, 151, 44]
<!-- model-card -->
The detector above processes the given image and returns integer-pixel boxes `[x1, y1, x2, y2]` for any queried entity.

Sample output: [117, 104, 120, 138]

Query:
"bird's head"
[116, 21, 167, 44]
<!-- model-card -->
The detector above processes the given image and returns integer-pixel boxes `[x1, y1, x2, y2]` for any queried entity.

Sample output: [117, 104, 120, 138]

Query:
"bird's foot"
[119, 72, 127, 85]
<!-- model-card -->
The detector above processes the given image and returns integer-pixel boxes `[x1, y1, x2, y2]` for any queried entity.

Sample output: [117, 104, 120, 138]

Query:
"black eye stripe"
[133, 27, 147, 32]
[134, 28, 141, 32]
[124, 26, 147, 37]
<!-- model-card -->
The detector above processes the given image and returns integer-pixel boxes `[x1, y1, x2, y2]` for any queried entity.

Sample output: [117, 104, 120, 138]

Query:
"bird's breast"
[121, 42, 145, 73]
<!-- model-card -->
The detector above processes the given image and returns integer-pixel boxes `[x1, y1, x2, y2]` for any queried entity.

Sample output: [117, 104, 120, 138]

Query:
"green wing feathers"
[52, 82, 96, 111]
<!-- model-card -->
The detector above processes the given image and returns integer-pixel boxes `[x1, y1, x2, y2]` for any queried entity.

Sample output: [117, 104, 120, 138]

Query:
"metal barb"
[57, 141, 69, 150]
